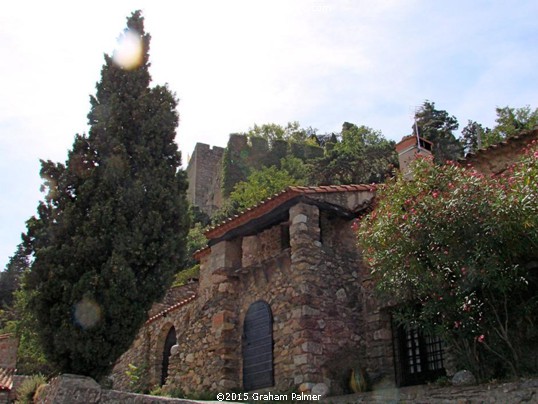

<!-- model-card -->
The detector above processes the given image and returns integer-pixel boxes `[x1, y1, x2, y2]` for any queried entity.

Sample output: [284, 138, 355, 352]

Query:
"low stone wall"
[328, 378, 538, 403]
[36, 374, 538, 403]
[35, 374, 231, 404]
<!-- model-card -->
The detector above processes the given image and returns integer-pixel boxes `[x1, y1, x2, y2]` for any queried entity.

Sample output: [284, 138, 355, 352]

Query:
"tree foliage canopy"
[22, 11, 189, 379]
[357, 142, 538, 379]
[245, 121, 318, 145]
[414, 101, 463, 163]
[229, 165, 304, 211]
[0, 243, 28, 310]
[491, 105, 538, 140]
[460, 106, 538, 154]
[313, 123, 397, 185]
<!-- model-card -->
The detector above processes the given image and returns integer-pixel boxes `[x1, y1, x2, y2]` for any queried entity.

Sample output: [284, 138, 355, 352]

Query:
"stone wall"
[186, 143, 224, 216]
[360, 276, 396, 386]
[36, 374, 217, 404]
[37, 374, 538, 403]
[112, 198, 372, 396]
[0, 333, 18, 368]
[186, 135, 326, 216]
[464, 128, 538, 175]
[111, 284, 197, 392]
[173, 201, 367, 393]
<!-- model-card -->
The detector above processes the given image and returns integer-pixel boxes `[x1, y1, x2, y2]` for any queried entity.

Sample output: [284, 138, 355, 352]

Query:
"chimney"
[395, 135, 433, 180]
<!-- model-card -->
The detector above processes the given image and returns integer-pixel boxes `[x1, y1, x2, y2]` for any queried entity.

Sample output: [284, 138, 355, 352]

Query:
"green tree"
[280, 155, 313, 185]
[357, 145, 538, 379]
[491, 105, 538, 139]
[414, 101, 463, 163]
[313, 123, 397, 185]
[0, 243, 28, 310]
[461, 120, 490, 153]
[180, 223, 208, 270]
[229, 165, 304, 211]
[246, 121, 317, 145]
[22, 11, 189, 379]
[7, 288, 54, 375]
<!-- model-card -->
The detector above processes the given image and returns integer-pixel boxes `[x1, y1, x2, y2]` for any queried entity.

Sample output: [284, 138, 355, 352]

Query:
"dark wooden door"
[161, 327, 177, 386]
[242, 301, 274, 391]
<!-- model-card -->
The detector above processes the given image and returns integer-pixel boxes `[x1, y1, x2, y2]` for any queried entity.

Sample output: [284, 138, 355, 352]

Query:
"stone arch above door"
[154, 323, 177, 387]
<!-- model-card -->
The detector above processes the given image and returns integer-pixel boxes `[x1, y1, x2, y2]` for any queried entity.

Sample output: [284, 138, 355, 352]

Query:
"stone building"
[186, 143, 225, 217]
[112, 184, 390, 394]
[112, 128, 538, 396]
[185, 134, 324, 217]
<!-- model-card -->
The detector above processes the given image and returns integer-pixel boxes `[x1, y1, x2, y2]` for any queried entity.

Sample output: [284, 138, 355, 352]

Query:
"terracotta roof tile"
[0, 333, 14, 340]
[464, 128, 538, 160]
[0, 367, 14, 391]
[145, 293, 196, 324]
[205, 184, 376, 240]
[193, 246, 210, 261]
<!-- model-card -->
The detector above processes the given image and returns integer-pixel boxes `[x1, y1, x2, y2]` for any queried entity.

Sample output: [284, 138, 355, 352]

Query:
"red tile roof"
[204, 184, 376, 241]
[0, 367, 14, 391]
[464, 128, 538, 161]
[145, 293, 196, 324]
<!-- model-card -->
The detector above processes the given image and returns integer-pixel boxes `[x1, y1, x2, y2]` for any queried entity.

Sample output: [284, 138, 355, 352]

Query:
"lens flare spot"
[74, 296, 102, 329]
[113, 29, 143, 70]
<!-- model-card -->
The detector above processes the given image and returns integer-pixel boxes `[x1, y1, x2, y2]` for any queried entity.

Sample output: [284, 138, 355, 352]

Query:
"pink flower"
[534, 151, 538, 158]
[477, 334, 485, 343]
[432, 191, 439, 198]
[454, 321, 461, 329]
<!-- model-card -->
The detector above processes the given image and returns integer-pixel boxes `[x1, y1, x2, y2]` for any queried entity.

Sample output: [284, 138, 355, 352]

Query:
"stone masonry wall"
[111, 284, 197, 392]
[164, 228, 299, 394]
[37, 374, 538, 404]
[111, 190, 382, 396]
[186, 143, 224, 216]
[0, 333, 18, 368]
[288, 204, 366, 394]
[360, 276, 396, 386]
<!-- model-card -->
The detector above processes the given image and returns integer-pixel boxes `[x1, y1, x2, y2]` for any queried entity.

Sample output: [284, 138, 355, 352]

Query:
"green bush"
[125, 363, 149, 393]
[15, 374, 47, 404]
[173, 264, 200, 287]
[357, 141, 538, 380]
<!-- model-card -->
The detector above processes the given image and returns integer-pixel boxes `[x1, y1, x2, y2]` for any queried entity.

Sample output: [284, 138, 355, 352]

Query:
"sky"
[1, 0, 537, 269]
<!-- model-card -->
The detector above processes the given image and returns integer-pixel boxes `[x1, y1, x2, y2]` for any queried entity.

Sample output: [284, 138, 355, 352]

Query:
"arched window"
[161, 326, 177, 386]
[242, 301, 274, 391]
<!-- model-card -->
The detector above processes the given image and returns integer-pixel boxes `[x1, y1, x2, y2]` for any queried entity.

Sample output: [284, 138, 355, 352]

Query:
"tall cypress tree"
[23, 11, 189, 378]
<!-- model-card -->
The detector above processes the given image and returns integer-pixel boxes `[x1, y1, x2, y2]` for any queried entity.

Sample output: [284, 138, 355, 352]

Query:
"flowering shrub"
[357, 141, 538, 379]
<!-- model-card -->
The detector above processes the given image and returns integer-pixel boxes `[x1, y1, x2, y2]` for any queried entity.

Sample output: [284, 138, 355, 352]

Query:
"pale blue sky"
[1, 0, 537, 269]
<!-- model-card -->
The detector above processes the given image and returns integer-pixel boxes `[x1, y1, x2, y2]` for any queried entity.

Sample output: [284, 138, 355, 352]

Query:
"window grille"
[394, 323, 446, 386]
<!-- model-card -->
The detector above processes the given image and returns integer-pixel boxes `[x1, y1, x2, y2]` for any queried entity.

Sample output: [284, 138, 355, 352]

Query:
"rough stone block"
[373, 328, 392, 341]
[301, 341, 323, 355]
[294, 354, 309, 365]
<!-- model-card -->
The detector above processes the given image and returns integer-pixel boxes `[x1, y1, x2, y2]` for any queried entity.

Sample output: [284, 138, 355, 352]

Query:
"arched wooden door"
[242, 301, 274, 391]
[161, 326, 177, 386]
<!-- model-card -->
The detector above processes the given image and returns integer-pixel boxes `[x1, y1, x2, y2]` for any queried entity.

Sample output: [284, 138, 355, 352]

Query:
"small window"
[393, 323, 445, 386]
[280, 225, 290, 250]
